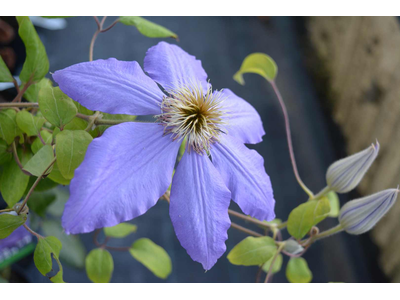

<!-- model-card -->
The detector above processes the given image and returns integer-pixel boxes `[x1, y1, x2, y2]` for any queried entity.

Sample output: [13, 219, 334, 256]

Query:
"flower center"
[157, 83, 226, 154]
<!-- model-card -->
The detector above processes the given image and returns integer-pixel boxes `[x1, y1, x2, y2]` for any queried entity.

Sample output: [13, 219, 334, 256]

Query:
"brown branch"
[17, 157, 56, 214]
[230, 222, 263, 237]
[23, 224, 44, 239]
[12, 141, 32, 176]
[0, 102, 39, 108]
[270, 81, 313, 198]
[12, 78, 32, 103]
[101, 18, 119, 33]
[228, 209, 275, 229]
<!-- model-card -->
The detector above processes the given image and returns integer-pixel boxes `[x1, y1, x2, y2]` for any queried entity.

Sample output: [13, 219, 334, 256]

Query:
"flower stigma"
[157, 82, 227, 154]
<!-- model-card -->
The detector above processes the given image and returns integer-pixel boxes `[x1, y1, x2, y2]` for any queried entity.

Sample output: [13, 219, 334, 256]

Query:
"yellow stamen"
[157, 82, 226, 154]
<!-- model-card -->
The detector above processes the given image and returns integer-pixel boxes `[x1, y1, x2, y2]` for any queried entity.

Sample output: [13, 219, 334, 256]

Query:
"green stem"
[310, 186, 331, 201]
[277, 221, 287, 229]
[302, 224, 343, 246]
[85, 111, 100, 131]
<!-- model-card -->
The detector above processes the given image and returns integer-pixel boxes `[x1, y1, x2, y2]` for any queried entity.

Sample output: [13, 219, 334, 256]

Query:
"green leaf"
[31, 130, 52, 154]
[16, 17, 49, 83]
[42, 219, 86, 269]
[26, 175, 59, 193]
[0, 213, 27, 239]
[64, 117, 88, 131]
[287, 198, 331, 239]
[0, 139, 12, 165]
[262, 254, 283, 274]
[129, 238, 172, 279]
[33, 236, 64, 283]
[39, 86, 77, 129]
[28, 190, 56, 217]
[233, 53, 278, 85]
[97, 113, 137, 135]
[23, 78, 52, 103]
[0, 56, 13, 82]
[16, 110, 46, 137]
[55, 130, 92, 180]
[326, 191, 340, 217]
[35, 177, 59, 191]
[0, 150, 32, 207]
[62, 117, 99, 138]
[73, 100, 93, 116]
[47, 162, 70, 185]
[104, 223, 137, 238]
[85, 248, 114, 283]
[286, 257, 312, 283]
[227, 236, 277, 266]
[23, 145, 54, 177]
[0, 109, 18, 145]
[119, 16, 178, 39]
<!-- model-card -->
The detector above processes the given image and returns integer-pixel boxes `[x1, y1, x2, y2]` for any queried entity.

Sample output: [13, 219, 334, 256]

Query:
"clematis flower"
[53, 42, 275, 270]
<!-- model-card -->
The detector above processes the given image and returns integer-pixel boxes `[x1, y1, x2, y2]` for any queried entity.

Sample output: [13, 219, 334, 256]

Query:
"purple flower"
[53, 42, 275, 270]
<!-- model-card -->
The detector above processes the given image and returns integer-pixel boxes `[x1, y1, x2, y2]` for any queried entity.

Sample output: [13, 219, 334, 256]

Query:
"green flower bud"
[283, 240, 304, 255]
[339, 188, 398, 235]
[326, 142, 379, 193]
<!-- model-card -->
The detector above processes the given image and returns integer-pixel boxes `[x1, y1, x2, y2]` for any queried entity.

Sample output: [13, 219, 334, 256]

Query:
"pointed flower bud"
[339, 188, 399, 235]
[326, 141, 379, 193]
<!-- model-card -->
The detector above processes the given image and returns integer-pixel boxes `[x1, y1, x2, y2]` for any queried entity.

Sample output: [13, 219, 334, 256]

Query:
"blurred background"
[1, 16, 399, 283]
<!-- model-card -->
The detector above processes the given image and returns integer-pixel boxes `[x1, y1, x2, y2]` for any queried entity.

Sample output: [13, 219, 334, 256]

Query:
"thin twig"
[13, 78, 20, 93]
[12, 141, 32, 176]
[101, 18, 119, 32]
[12, 78, 32, 103]
[230, 222, 263, 237]
[93, 16, 101, 29]
[0, 102, 39, 108]
[93, 229, 103, 247]
[37, 131, 46, 145]
[93, 228, 130, 251]
[23, 224, 44, 239]
[228, 209, 276, 229]
[255, 266, 264, 283]
[17, 157, 56, 214]
[270, 81, 313, 198]
[301, 224, 343, 247]
[264, 243, 284, 283]
[104, 245, 131, 252]
[85, 111, 100, 131]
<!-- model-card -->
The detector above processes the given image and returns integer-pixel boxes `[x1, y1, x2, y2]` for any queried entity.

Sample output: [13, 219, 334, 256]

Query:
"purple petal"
[144, 42, 208, 91]
[53, 58, 164, 116]
[212, 135, 275, 221]
[221, 89, 265, 144]
[169, 151, 231, 270]
[62, 123, 180, 234]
